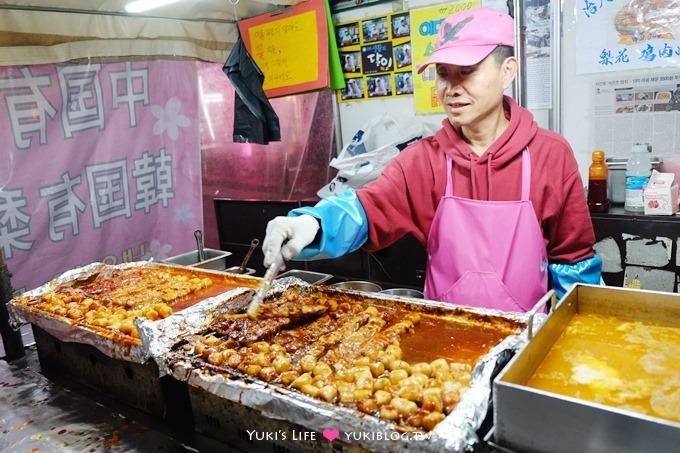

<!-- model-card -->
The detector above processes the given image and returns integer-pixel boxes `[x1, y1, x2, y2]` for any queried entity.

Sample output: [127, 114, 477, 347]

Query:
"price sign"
[238, 0, 329, 98]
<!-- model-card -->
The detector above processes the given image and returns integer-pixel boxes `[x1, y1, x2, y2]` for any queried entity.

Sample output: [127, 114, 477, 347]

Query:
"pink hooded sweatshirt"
[357, 96, 596, 264]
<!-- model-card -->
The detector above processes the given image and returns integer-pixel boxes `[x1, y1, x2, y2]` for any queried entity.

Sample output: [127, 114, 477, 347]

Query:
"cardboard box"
[643, 170, 679, 215]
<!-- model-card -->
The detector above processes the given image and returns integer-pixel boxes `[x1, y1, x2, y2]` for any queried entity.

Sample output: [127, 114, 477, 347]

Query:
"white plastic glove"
[262, 214, 320, 268]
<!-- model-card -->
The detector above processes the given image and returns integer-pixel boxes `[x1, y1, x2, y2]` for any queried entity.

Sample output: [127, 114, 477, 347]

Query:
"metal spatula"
[246, 254, 284, 319]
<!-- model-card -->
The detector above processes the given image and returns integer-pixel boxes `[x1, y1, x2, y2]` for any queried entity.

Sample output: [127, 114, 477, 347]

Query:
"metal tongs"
[246, 254, 284, 318]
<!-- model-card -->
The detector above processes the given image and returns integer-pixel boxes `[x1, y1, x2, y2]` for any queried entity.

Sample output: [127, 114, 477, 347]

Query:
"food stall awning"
[0, 0, 303, 65]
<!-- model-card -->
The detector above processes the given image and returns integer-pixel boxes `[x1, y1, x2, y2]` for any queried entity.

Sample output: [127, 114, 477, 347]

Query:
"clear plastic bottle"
[587, 150, 609, 213]
[624, 143, 651, 213]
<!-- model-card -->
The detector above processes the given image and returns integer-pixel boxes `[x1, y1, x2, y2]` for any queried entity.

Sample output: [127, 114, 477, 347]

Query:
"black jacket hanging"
[223, 34, 281, 145]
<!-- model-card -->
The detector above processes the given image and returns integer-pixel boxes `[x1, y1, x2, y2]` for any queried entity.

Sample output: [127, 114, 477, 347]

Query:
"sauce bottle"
[588, 150, 609, 213]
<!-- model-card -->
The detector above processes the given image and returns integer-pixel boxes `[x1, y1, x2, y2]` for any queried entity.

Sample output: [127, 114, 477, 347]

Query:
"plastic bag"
[223, 34, 280, 144]
[317, 115, 426, 198]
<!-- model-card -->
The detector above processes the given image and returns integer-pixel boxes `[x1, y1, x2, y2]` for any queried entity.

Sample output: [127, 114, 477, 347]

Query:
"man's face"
[435, 54, 516, 128]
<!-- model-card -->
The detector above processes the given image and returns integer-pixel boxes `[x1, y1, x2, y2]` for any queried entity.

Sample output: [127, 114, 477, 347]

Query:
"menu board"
[238, 0, 329, 98]
[335, 11, 413, 102]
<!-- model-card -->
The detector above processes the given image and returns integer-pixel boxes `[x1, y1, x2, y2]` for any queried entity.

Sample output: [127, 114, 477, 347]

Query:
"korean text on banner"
[411, 1, 480, 113]
[0, 61, 202, 292]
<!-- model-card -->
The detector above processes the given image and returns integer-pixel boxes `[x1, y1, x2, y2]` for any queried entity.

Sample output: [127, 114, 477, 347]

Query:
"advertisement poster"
[0, 61, 202, 291]
[576, 0, 680, 74]
[593, 71, 680, 156]
[526, 0, 552, 109]
[335, 11, 412, 102]
[410, 1, 480, 113]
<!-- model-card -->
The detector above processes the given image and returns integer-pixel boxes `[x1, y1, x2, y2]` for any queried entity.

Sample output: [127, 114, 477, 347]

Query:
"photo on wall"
[366, 74, 392, 98]
[394, 41, 412, 69]
[337, 22, 360, 47]
[362, 16, 389, 43]
[341, 51, 361, 74]
[391, 12, 410, 38]
[339, 77, 365, 101]
[395, 71, 414, 95]
[335, 12, 412, 103]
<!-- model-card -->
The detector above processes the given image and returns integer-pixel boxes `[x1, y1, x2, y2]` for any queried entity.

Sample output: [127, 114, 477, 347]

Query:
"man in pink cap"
[262, 7, 601, 311]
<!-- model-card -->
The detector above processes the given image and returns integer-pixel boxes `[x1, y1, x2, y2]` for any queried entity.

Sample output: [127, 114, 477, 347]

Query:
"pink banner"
[0, 60, 202, 291]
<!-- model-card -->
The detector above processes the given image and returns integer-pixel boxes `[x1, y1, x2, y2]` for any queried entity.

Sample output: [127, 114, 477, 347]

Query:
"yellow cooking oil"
[527, 312, 680, 423]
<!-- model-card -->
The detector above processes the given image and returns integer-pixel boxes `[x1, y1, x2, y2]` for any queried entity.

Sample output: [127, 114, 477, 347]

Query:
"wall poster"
[335, 11, 413, 103]
[576, 0, 680, 74]
[593, 71, 680, 156]
[526, 0, 552, 109]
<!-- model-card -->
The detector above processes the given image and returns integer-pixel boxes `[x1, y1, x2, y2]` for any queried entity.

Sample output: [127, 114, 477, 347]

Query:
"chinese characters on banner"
[410, 1, 480, 113]
[335, 11, 413, 102]
[576, 0, 680, 74]
[0, 61, 202, 291]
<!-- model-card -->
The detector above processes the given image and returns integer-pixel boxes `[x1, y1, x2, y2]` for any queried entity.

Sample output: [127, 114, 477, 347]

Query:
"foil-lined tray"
[7, 261, 261, 364]
[165, 279, 549, 452]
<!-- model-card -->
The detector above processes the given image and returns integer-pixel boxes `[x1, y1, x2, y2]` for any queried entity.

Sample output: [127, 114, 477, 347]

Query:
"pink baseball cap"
[416, 7, 515, 74]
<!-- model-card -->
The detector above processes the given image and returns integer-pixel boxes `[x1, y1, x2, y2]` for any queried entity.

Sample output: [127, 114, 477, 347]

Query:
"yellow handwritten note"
[247, 11, 319, 92]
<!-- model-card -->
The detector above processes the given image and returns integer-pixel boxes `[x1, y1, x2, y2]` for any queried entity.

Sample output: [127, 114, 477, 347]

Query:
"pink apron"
[423, 149, 548, 312]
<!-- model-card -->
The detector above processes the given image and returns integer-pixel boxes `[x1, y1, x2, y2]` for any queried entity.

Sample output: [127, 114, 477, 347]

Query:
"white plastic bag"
[317, 115, 425, 198]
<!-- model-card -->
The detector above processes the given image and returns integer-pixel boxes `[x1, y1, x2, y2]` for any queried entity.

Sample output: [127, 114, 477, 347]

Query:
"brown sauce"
[169, 283, 241, 311]
[400, 314, 513, 364]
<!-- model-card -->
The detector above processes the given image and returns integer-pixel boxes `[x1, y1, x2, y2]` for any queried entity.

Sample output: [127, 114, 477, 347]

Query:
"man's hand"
[262, 215, 319, 268]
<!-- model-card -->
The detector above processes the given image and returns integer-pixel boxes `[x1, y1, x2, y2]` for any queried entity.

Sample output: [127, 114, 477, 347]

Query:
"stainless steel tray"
[276, 269, 333, 284]
[162, 248, 232, 271]
[493, 284, 680, 453]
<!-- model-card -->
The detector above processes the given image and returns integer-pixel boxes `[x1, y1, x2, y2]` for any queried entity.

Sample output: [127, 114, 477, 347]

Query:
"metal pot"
[331, 281, 382, 293]
[380, 288, 424, 298]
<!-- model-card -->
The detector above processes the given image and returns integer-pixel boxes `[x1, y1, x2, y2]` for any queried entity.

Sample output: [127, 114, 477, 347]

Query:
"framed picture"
[339, 77, 365, 101]
[366, 74, 392, 98]
[393, 41, 412, 69]
[391, 13, 410, 38]
[362, 16, 389, 43]
[394, 71, 414, 95]
[336, 21, 360, 47]
[341, 51, 361, 74]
